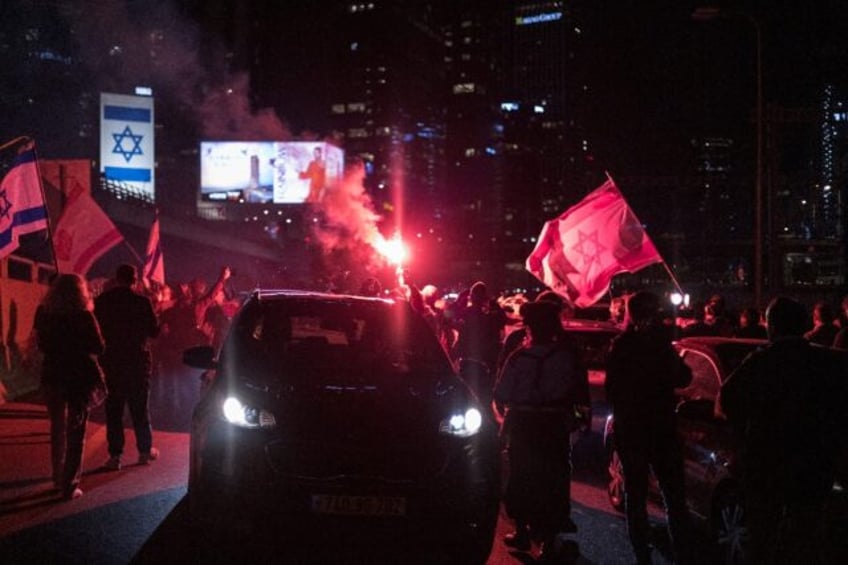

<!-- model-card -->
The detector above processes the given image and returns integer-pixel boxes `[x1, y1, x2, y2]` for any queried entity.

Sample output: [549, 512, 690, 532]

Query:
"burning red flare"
[375, 232, 408, 268]
[374, 232, 408, 287]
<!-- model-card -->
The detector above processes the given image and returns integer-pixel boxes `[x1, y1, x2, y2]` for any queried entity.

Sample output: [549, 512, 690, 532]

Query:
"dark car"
[183, 290, 502, 563]
[604, 336, 767, 564]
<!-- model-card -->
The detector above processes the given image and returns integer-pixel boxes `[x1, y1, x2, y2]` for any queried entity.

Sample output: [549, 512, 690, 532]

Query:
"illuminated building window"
[331, 104, 346, 114]
[444, 56, 453, 63]
[347, 102, 366, 112]
[461, 53, 471, 61]
[348, 128, 369, 138]
[376, 126, 391, 136]
[452, 83, 476, 94]
[350, 42, 358, 51]
[445, 40, 453, 47]
[465, 148, 477, 157]
[534, 105, 545, 113]
[463, 36, 472, 44]
[501, 102, 519, 111]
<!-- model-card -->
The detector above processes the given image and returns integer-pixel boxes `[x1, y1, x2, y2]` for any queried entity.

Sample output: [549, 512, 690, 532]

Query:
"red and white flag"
[142, 212, 164, 286]
[0, 144, 49, 260]
[53, 189, 123, 275]
[526, 178, 662, 307]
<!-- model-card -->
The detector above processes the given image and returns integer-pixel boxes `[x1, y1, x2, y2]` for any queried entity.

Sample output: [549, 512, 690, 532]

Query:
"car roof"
[674, 336, 768, 348]
[248, 289, 397, 305]
[562, 319, 622, 333]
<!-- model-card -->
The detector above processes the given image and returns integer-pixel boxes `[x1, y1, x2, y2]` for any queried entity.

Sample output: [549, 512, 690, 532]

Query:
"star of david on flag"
[0, 143, 49, 260]
[526, 178, 663, 307]
[112, 126, 144, 163]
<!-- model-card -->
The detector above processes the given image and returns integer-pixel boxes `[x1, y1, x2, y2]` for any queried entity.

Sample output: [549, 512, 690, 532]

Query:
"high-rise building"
[499, 2, 593, 235]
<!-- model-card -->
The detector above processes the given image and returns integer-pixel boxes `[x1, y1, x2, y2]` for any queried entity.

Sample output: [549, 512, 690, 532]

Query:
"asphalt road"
[0, 364, 684, 564]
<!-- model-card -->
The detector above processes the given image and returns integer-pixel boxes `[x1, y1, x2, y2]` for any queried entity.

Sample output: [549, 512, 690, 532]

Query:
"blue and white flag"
[0, 145, 49, 259]
[100, 92, 155, 201]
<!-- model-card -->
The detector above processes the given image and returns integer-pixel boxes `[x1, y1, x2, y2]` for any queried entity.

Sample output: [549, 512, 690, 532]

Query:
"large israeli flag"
[100, 92, 155, 200]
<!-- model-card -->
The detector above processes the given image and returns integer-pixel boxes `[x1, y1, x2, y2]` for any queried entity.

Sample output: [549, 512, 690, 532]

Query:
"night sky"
[582, 0, 847, 177]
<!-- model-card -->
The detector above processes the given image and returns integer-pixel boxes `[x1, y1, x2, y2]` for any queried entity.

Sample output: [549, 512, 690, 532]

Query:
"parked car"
[183, 290, 502, 563]
[604, 336, 768, 564]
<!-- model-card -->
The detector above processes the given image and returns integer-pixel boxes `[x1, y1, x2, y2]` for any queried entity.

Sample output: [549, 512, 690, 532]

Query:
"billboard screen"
[200, 141, 344, 204]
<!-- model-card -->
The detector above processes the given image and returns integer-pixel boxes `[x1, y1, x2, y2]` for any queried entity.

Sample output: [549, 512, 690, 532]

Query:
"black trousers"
[44, 384, 89, 493]
[504, 411, 573, 540]
[617, 434, 691, 564]
[105, 375, 153, 457]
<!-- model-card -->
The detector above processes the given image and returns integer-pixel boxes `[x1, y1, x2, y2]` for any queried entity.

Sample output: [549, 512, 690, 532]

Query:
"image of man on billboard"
[299, 145, 326, 203]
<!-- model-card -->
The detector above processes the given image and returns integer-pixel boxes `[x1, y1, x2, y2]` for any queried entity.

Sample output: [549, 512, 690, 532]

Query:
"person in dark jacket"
[720, 296, 848, 564]
[452, 281, 507, 404]
[605, 291, 693, 565]
[94, 264, 160, 470]
[493, 300, 590, 560]
[35, 274, 105, 500]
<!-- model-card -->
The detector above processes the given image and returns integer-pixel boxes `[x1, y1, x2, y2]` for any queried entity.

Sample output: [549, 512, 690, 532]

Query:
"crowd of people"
[399, 281, 848, 564]
[31, 266, 848, 564]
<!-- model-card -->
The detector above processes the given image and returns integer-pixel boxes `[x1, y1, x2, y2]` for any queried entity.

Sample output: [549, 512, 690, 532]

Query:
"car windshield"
[223, 297, 453, 383]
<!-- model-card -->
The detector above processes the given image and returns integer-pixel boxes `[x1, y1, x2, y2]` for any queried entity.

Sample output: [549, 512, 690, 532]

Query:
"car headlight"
[439, 408, 483, 437]
[221, 396, 276, 429]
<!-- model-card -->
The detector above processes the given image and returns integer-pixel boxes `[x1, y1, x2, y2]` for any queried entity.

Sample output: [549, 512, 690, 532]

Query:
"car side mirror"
[183, 345, 217, 370]
[676, 398, 717, 422]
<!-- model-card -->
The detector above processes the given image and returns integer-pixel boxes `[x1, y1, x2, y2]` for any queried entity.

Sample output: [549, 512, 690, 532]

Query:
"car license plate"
[310, 494, 407, 516]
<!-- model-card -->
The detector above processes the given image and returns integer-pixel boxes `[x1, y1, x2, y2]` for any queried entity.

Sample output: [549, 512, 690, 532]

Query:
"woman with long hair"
[35, 274, 104, 500]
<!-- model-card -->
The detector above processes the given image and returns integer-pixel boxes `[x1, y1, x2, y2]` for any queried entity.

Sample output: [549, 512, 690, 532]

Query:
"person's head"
[535, 289, 573, 324]
[609, 296, 626, 323]
[765, 296, 808, 339]
[626, 291, 663, 329]
[420, 284, 439, 307]
[520, 300, 562, 344]
[739, 306, 761, 328]
[313, 146, 323, 160]
[43, 273, 92, 314]
[115, 264, 137, 287]
[812, 301, 835, 325]
[706, 294, 726, 318]
[190, 278, 207, 299]
[469, 281, 488, 307]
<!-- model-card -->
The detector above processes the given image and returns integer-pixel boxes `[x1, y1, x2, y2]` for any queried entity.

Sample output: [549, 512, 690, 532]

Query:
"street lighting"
[692, 6, 764, 307]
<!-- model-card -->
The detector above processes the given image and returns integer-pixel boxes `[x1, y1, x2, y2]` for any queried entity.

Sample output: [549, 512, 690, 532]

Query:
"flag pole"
[29, 142, 61, 274]
[123, 239, 144, 267]
[661, 261, 685, 296]
[606, 170, 685, 297]
[0, 136, 31, 154]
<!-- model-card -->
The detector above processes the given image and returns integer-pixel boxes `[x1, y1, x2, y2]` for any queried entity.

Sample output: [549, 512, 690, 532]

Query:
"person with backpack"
[493, 300, 589, 561]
